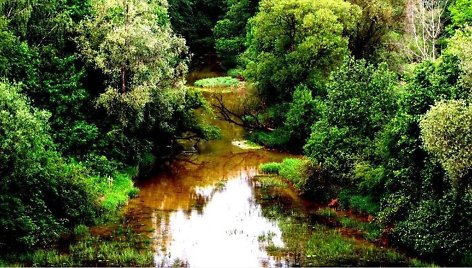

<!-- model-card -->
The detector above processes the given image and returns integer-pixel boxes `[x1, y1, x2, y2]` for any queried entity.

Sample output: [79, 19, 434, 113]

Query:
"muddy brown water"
[122, 86, 315, 267]
[111, 76, 424, 267]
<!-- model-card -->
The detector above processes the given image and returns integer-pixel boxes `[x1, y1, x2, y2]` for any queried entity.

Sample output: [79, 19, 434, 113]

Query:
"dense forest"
[0, 0, 471, 266]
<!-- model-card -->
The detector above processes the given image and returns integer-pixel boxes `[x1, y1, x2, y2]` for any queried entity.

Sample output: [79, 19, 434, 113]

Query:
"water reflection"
[123, 89, 295, 267]
[151, 173, 286, 267]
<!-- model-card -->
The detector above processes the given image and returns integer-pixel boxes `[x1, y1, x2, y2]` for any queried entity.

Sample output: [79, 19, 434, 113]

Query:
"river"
[120, 80, 417, 267]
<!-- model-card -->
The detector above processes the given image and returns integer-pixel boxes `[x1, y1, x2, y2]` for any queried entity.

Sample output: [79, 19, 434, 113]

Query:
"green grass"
[315, 207, 338, 219]
[96, 167, 139, 214]
[279, 158, 304, 184]
[254, 175, 287, 189]
[259, 158, 306, 190]
[27, 227, 152, 267]
[259, 162, 281, 174]
[273, 222, 410, 266]
[314, 208, 382, 242]
[194, 76, 240, 88]
[338, 217, 382, 242]
[339, 191, 380, 215]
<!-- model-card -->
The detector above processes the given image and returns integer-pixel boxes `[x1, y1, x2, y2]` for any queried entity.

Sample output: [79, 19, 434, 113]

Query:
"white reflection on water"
[152, 170, 286, 268]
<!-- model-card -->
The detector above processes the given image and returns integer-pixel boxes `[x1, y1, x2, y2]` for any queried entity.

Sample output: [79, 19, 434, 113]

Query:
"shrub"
[339, 190, 380, 215]
[247, 129, 290, 149]
[393, 190, 472, 265]
[283, 85, 324, 151]
[0, 82, 98, 251]
[420, 100, 472, 182]
[305, 59, 398, 180]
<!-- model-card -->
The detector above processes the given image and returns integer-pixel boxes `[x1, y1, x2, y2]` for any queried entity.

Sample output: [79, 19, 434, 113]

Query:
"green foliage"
[168, 0, 226, 58]
[259, 158, 306, 188]
[420, 100, 472, 182]
[227, 68, 243, 78]
[393, 190, 472, 265]
[338, 217, 382, 241]
[374, 55, 471, 264]
[305, 59, 398, 179]
[28, 227, 152, 267]
[0, 82, 98, 250]
[254, 175, 287, 188]
[272, 220, 409, 266]
[247, 128, 290, 149]
[194, 76, 240, 88]
[243, 0, 361, 102]
[259, 162, 281, 174]
[77, 0, 189, 125]
[213, 0, 260, 68]
[339, 191, 380, 215]
[447, 26, 472, 87]
[283, 85, 324, 151]
[278, 158, 305, 187]
[97, 168, 139, 214]
[347, 0, 402, 61]
[449, 0, 472, 31]
[353, 162, 385, 195]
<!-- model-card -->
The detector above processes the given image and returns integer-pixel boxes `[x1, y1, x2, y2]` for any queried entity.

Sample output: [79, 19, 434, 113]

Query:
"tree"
[243, 0, 361, 102]
[283, 85, 324, 151]
[346, 0, 400, 60]
[168, 0, 226, 60]
[77, 0, 189, 125]
[304, 59, 398, 179]
[448, 0, 472, 31]
[420, 100, 472, 184]
[403, 0, 449, 61]
[0, 82, 98, 251]
[447, 26, 472, 87]
[213, 0, 260, 68]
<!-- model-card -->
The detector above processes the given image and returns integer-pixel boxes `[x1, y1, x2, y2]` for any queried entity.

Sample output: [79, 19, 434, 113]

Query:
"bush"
[0, 82, 98, 251]
[227, 68, 243, 78]
[283, 85, 324, 151]
[420, 100, 472, 182]
[305, 59, 398, 180]
[247, 129, 289, 149]
[393, 190, 472, 265]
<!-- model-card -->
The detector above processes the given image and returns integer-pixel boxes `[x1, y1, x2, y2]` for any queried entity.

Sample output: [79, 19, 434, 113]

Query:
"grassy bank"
[0, 166, 146, 267]
[256, 159, 435, 267]
[5, 226, 153, 267]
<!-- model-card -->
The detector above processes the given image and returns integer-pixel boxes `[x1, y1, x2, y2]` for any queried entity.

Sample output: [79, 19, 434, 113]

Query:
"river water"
[124, 87, 304, 267]
[120, 83, 412, 267]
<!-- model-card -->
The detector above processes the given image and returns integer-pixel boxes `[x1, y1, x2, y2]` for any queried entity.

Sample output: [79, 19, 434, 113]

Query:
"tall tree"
[243, 0, 361, 102]
[403, 0, 449, 61]
[213, 0, 260, 68]
[168, 0, 226, 61]
[77, 0, 189, 125]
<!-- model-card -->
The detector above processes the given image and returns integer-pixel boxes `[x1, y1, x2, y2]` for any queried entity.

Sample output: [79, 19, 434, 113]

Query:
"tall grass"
[28, 227, 152, 267]
[97, 167, 139, 214]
